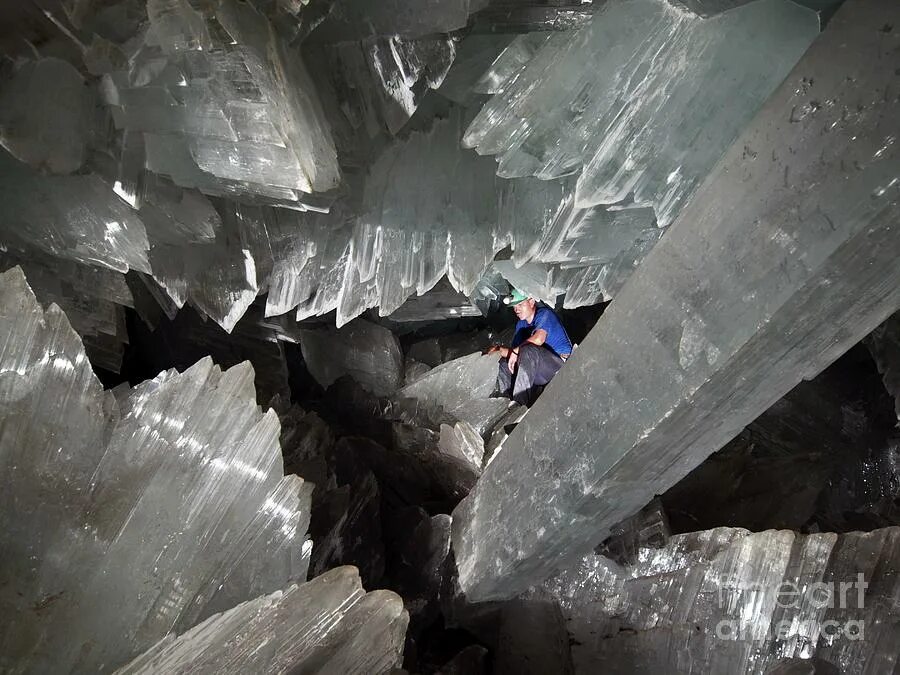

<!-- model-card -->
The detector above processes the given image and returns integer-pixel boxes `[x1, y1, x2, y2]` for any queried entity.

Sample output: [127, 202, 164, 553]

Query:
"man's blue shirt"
[511, 306, 573, 357]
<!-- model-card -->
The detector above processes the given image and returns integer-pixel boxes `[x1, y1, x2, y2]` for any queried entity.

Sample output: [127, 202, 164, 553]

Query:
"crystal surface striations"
[118, 566, 409, 675]
[104, 0, 340, 203]
[0, 266, 313, 673]
[463, 0, 820, 227]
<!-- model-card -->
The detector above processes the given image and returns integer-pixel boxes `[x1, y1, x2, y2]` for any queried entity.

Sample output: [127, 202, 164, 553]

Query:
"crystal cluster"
[281, 111, 669, 326]
[0, 150, 150, 274]
[0, 0, 826, 348]
[0, 249, 135, 372]
[543, 527, 900, 674]
[313, 35, 458, 138]
[0, 266, 314, 672]
[104, 0, 340, 201]
[464, 0, 820, 227]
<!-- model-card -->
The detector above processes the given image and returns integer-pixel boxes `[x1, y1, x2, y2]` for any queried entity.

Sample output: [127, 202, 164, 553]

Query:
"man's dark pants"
[496, 343, 565, 407]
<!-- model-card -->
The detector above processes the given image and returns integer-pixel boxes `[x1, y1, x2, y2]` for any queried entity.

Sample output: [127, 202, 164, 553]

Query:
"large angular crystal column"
[451, 0, 900, 602]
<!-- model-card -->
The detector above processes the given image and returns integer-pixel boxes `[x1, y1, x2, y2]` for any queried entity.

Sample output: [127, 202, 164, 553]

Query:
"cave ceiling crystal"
[107, 0, 341, 201]
[463, 0, 820, 227]
[0, 0, 824, 335]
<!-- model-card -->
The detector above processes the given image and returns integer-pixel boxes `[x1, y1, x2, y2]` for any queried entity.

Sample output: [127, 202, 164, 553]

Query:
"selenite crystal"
[299, 318, 404, 396]
[452, 0, 900, 601]
[147, 202, 258, 333]
[463, 0, 819, 226]
[452, 397, 516, 439]
[388, 280, 484, 323]
[0, 251, 134, 372]
[267, 115, 670, 325]
[0, 266, 313, 673]
[104, 0, 340, 203]
[319, 35, 458, 136]
[0, 150, 150, 274]
[543, 527, 900, 674]
[0, 57, 92, 174]
[468, 1, 597, 32]
[343, 108, 500, 322]
[117, 566, 409, 674]
[399, 352, 501, 416]
[484, 403, 528, 466]
[439, 421, 485, 474]
[438, 34, 515, 105]
[470, 32, 551, 96]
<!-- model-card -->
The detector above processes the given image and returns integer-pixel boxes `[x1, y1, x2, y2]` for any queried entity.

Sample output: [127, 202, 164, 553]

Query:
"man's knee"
[517, 343, 540, 362]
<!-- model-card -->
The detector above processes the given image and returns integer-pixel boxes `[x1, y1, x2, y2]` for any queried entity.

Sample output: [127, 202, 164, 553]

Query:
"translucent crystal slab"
[299, 319, 404, 396]
[451, 0, 900, 601]
[336, 109, 500, 324]
[439, 421, 485, 472]
[464, 0, 819, 226]
[469, 2, 597, 33]
[399, 352, 501, 417]
[261, 113, 663, 325]
[0, 267, 312, 673]
[321, 36, 457, 136]
[438, 34, 516, 105]
[471, 32, 551, 96]
[118, 567, 408, 674]
[0, 150, 150, 274]
[389, 279, 483, 323]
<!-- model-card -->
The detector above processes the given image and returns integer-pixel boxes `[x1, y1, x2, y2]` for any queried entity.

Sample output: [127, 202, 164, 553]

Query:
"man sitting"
[485, 289, 573, 407]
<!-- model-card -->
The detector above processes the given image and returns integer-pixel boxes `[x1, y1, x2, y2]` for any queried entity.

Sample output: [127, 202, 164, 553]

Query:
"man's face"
[513, 298, 535, 320]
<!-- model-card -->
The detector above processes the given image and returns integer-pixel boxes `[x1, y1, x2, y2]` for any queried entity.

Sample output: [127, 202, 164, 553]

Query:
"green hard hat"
[503, 288, 530, 305]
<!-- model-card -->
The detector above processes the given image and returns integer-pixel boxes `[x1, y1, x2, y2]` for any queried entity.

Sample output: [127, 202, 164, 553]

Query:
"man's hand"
[483, 344, 511, 358]
[507, 348, 518, 373]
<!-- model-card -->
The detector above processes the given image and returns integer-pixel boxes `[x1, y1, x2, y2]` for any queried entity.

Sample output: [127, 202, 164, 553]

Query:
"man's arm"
[484, 326, 548, 356]
[485, 330, 549, 375]
[522, 329, 548, 347]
